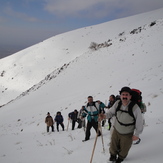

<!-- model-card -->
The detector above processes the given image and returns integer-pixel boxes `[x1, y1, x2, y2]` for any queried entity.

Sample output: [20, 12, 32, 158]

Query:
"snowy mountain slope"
[0, 8, 163, 163]
[0, 8, 163, 106]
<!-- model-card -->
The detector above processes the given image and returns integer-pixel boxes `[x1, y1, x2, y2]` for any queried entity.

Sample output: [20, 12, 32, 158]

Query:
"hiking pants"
[56, 123, 64, 131]
[85, 119, 101, 140]
[47, 125, 54, 132]
[110, 128, 133, 160]
[108, 118, 112, 130]
[72, 120, 77, 130]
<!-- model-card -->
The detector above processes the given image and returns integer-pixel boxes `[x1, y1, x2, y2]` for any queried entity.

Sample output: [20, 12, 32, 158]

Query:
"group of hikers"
[45, 111, 64, 132]
[45, 86, 146, 163]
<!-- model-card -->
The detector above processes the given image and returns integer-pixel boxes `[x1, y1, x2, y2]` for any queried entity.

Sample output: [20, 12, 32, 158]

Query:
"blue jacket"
[99, 102, 106, 113]
[68, 111, 78, 121]
[55, 115, 64, 124]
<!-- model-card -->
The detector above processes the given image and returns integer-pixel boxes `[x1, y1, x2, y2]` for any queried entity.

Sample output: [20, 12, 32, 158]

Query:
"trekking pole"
[98, 121, 105, 153]
[67, 118, 70, 131]
[90, 127, 99, 163]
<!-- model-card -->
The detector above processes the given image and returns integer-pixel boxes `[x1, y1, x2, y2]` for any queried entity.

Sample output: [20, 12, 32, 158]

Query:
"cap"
[119, 87, 132, 95]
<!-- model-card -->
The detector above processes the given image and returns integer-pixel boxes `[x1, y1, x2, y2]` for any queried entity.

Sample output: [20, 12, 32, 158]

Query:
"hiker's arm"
[105, 105, 116, 119]
[82, 108, 88, 118]
[105, 100, 119, 119]
[133, 106, 144, 138]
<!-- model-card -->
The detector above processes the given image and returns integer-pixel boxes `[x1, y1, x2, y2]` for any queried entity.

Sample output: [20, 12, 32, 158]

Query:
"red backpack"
[131, 89, 142, 107]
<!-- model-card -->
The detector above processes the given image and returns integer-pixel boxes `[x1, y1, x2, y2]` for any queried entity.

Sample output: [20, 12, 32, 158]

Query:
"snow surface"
[0, 8, 163, 163]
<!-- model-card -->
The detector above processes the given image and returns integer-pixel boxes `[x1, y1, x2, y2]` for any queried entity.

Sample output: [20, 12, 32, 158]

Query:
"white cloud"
[44, 0, 163, 19]
[4, 5, 39, 22]
[44, 0, 109, 16]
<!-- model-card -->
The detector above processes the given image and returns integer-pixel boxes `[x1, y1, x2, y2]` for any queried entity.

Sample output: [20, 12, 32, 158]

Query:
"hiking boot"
[116, 157, 123, 163]
[109, 155, 116, 161]
[82, 139, 89, 142]
[133, 138, 141, 145]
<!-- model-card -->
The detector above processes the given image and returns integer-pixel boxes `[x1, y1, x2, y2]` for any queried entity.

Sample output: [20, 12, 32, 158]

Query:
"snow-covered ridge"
[1, 18, 163, 107]
[0, 8, 163, 106]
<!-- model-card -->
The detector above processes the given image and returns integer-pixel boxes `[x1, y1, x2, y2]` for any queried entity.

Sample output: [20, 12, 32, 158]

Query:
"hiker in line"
[130, 88, 146, 145]
[140, 100, 147, 125]
[133, 99, 147, 145]
[78, 106, 86, 130]
[96, 100, 106, 127]
[107, 95, 116, 130]
[82, 96, 102, 141]
[105, 87, 144, 163]
[68, 110, 78, 130]
[45, 112, 54, 132]
[54, 111, 64, 132]
[141, 102, 147, 114]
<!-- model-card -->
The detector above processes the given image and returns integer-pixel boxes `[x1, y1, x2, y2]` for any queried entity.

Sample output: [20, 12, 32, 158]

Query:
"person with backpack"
[107, 95, 116, 130]
[77, 106, 86, 130]
[131, 89, 147, 144]
[105, 87, 144, 163]
[82, 96, 101, 142]
[45, 112, 54, 132]
[96, 100, 107, 127]
[68, 110, 78, 130]
[54, 111, 64, 132]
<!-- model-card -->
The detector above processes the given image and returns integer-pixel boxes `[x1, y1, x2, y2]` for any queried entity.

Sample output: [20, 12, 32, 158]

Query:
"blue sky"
[0, 0, 163, 48]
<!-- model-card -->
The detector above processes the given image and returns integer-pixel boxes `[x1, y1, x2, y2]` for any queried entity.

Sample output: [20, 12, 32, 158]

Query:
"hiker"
[141, 101, 147, 125]
[140, 100, 147, 114]
[130, 88, 146, 145]
[96, 100, 106, 127]
[82, 96, 102, 141]
[78, 106, 86, 129]
[134, 98, 147, 145]
[45, 112, 54, 132]
[105, 87, 144, 163]
[107, 95, 116, 130]
[68, 110, 78, 130]
[54, 111, 64, 132]
[115, 95, 120, 101]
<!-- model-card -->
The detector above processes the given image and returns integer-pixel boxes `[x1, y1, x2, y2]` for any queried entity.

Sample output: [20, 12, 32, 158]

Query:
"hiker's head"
[87, 96, 93, 103]
[115, 95, 120, 101]
[74, 110, 78, 113]
[97, 100, 101, 104]
[109, 95, 115, 102]
[47, 112, 50, 115]
[119, 87, 132, 103]
[82, 106, 85, 109]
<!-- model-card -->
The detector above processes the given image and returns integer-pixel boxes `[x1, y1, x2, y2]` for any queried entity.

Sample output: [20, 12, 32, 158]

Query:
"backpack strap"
[115, 100, 136, 126]
[128, 101, 136, 121]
